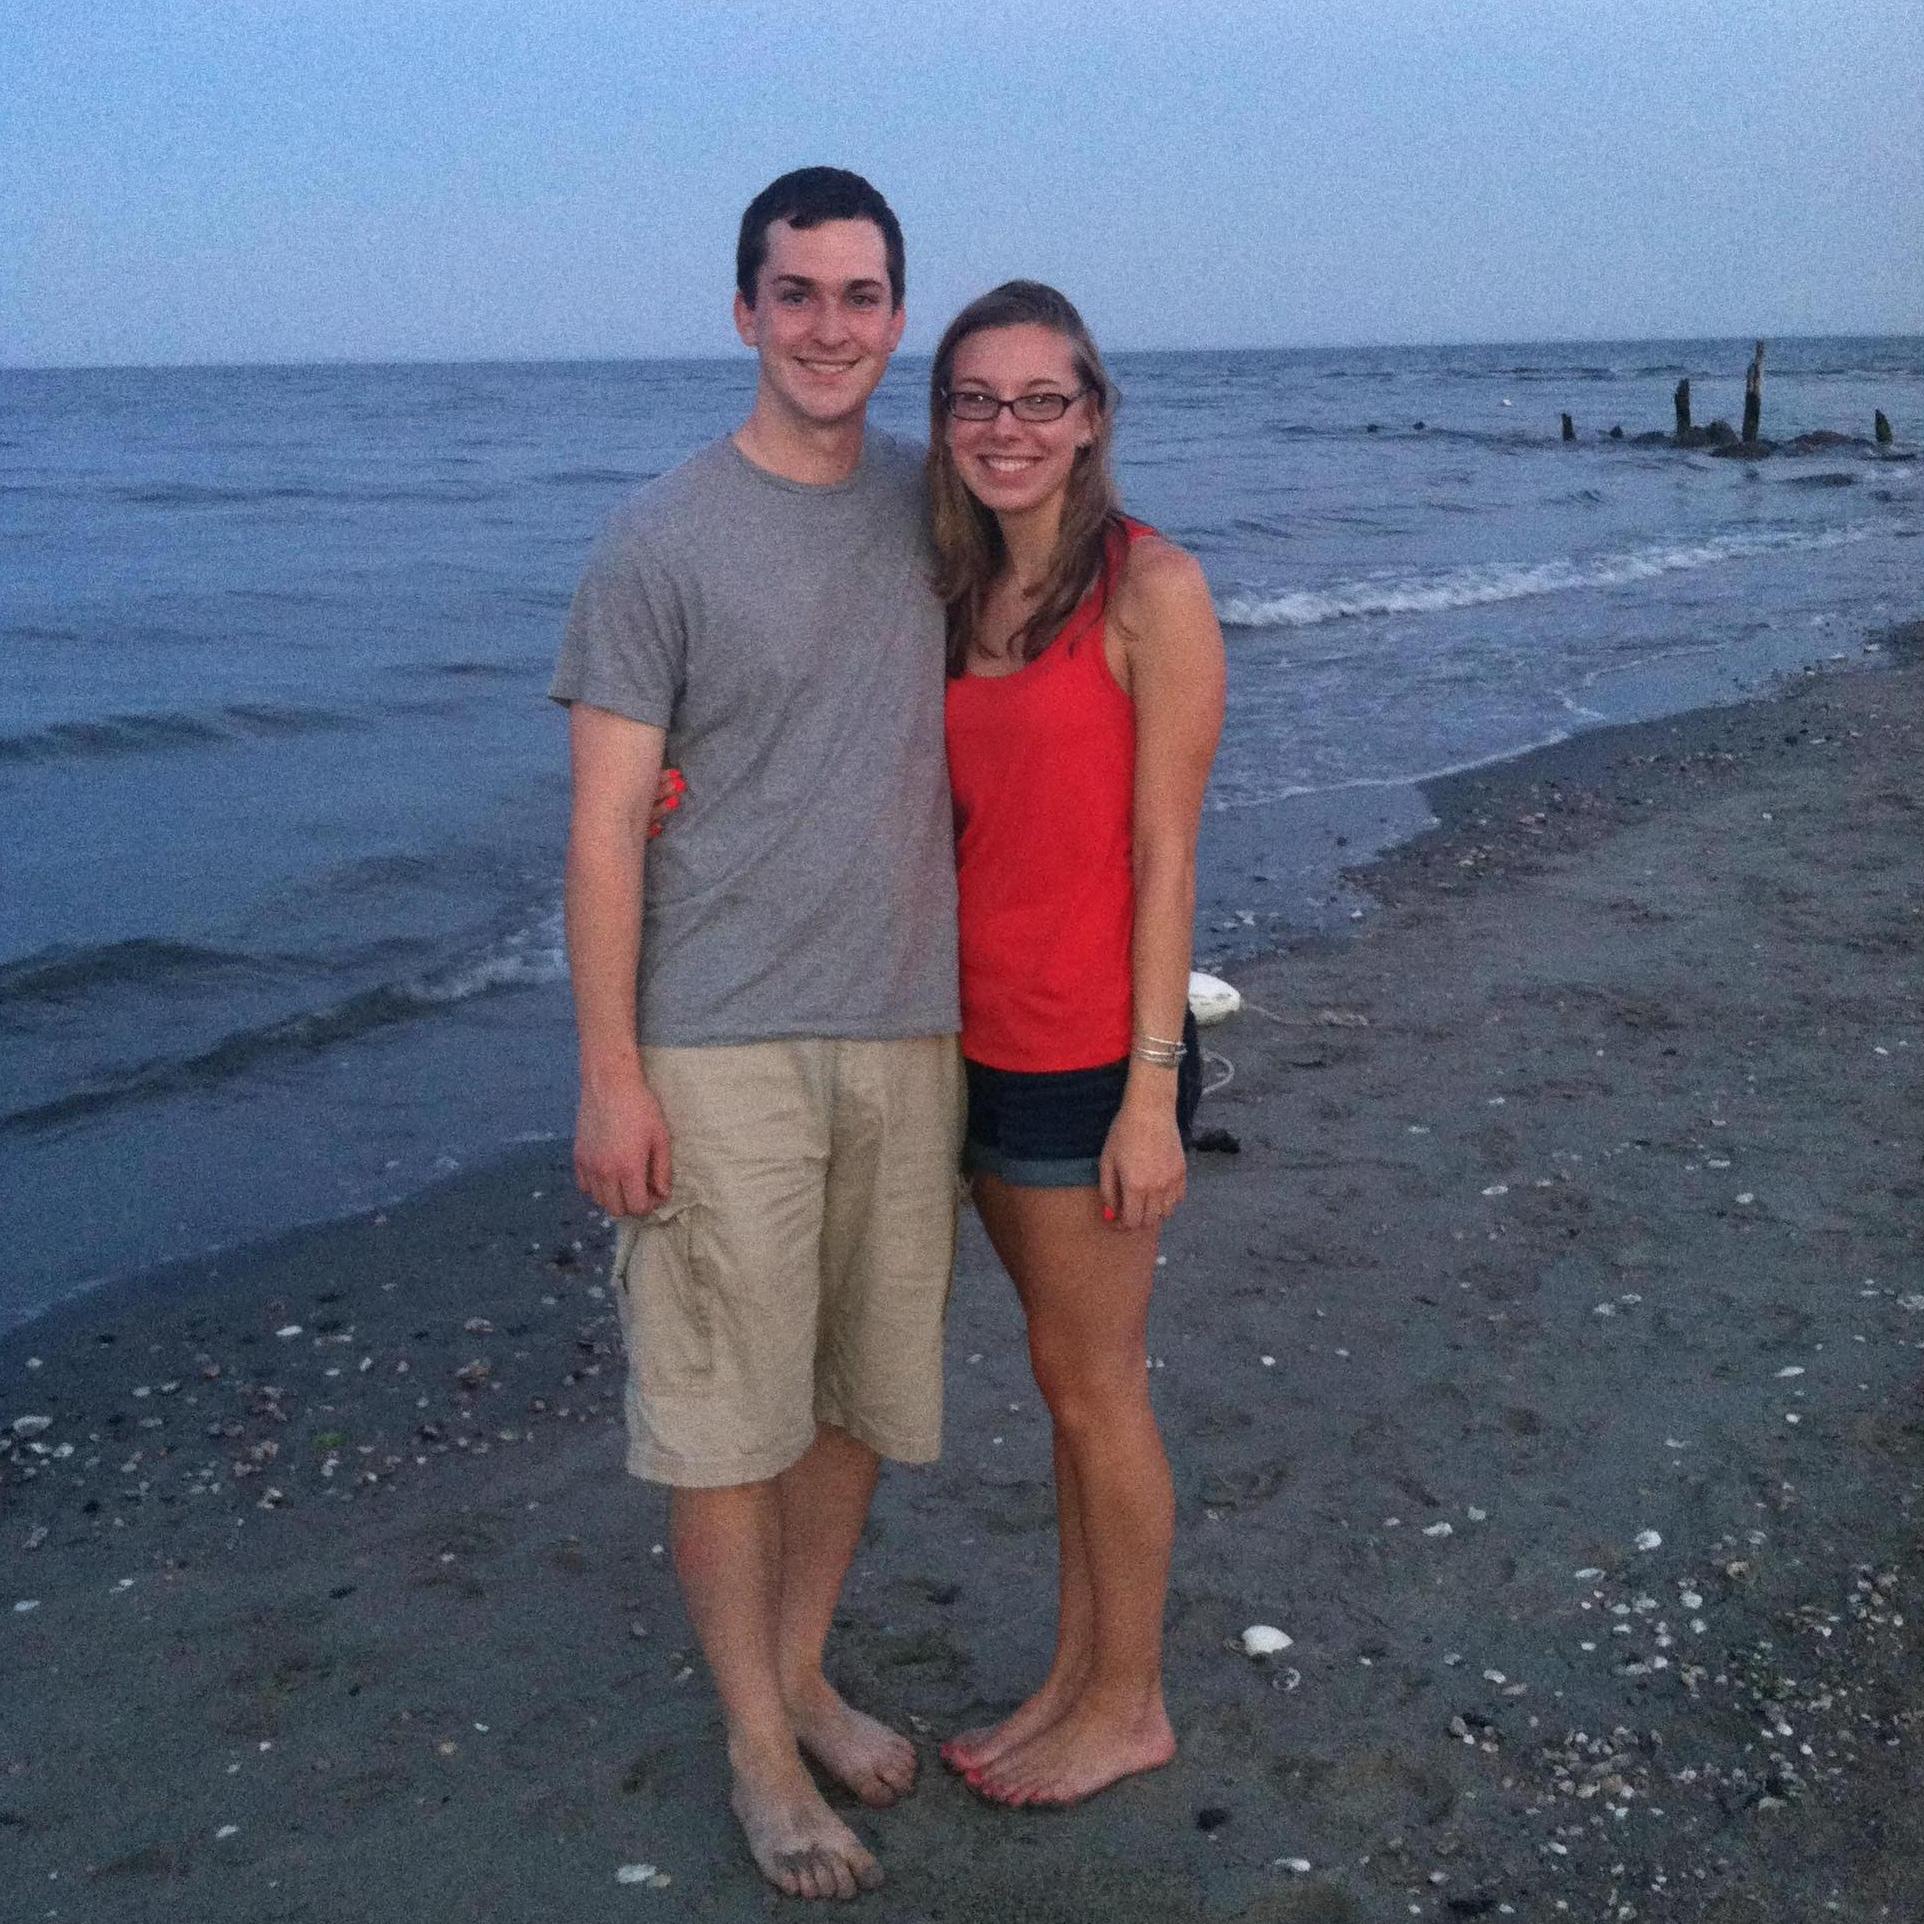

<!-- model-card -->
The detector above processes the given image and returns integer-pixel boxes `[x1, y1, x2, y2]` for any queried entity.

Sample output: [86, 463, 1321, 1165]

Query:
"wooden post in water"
[1876, 410, 1894, 446]
[1741, 341, 1766, 445]
[1561, 412, 1575, 441]
[1674, 378, 1691, 435]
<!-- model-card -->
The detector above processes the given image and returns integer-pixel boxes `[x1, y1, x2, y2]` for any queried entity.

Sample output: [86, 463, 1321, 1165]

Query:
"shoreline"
[9, 617, 1915, 1347]
[3, 619, 1919, 1919]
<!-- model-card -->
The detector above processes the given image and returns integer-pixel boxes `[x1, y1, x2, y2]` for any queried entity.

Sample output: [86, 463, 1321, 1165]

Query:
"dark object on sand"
[1742, 340, 1766, 444]
[1561, 413, 1575, 442]
[1413, 420, 1426, 431]
[1194, 1806, 1231, 1833]
[1609, 424, 1624, 439]
[1877, 410, 1894, 446]
[1674, 377, 1691, 436]
[1195, 1126, 1241, 1154]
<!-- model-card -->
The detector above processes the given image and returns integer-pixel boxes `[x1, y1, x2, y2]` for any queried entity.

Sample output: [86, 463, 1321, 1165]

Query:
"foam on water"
[1217, 526, 1872, 630]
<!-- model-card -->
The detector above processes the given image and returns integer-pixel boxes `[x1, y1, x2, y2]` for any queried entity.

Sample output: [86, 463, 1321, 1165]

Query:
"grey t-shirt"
[550, 431, 959, 1047]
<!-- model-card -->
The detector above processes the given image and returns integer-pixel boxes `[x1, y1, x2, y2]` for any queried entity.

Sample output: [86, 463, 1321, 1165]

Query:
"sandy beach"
[4, 631, 1919, 1924]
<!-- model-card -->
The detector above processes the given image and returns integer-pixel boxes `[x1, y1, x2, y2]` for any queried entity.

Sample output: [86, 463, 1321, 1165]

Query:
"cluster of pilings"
[1560, 341, 1901, 458]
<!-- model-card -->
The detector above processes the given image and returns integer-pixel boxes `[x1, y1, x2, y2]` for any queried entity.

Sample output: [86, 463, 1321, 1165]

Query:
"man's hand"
[575, 1068, 673, 1219]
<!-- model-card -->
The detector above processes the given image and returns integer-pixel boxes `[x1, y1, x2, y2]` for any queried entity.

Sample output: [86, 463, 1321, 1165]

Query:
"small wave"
[1217, 526, 1871, 630]
[401, 657, 546, 681]
[0, 938, 284, 1012]
[0, 702, 359, 766]
[535, 467, 655, 488]
[0, 912, 566, 1138]
[109, 482, 330, 508]
[1501, 365, 1618, 382]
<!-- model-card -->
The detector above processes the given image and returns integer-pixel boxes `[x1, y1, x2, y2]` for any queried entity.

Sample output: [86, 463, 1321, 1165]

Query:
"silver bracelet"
[1131, 1040, 1186, 1067]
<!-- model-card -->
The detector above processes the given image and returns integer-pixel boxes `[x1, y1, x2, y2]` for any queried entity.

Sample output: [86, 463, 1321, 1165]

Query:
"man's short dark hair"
[736, 167, 905, 311]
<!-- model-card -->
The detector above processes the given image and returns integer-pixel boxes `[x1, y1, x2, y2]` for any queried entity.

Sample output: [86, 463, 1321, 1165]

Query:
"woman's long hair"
[927, 281, 1122, 676]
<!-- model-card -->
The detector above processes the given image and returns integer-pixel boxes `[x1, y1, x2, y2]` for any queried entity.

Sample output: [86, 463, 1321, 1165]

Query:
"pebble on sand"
[1241, 1624, 1294, 1656]
[10, 1415, 53, 1436]
[1634, 1530, 1663, 1552]
[616, 1863, 673, 1889]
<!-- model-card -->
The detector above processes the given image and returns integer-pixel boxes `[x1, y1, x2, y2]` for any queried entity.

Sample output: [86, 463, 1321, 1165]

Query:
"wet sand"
[4, 634, 1920, 1922]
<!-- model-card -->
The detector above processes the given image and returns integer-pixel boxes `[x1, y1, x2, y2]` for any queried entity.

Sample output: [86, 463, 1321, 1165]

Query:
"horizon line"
[4, 327, 1922, 377]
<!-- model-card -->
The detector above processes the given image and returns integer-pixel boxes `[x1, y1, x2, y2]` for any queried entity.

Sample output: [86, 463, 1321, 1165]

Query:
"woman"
[932, 280, 1226, 1808]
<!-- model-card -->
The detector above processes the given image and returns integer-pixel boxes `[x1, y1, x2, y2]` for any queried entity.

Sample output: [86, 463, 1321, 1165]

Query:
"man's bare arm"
[564, 703, 673, 1217]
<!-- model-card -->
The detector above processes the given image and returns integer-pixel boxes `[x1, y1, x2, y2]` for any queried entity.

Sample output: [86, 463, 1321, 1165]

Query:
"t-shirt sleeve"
[548, 515, 683, 728]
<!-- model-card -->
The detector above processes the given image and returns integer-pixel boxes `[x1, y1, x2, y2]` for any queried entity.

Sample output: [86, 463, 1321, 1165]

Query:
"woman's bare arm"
[1100, 538, 1227, 1231]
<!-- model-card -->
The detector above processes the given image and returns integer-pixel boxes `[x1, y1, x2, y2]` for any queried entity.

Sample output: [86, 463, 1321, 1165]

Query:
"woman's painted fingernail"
[1102, 1206, 1116, 1222]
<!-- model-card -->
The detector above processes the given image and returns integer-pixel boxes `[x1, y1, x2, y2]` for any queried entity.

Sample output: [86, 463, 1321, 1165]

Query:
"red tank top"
[945, 518, 1150, 1071]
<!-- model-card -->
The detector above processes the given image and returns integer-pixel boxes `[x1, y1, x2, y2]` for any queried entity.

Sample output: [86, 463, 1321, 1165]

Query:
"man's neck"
[733, 395, 867, 487]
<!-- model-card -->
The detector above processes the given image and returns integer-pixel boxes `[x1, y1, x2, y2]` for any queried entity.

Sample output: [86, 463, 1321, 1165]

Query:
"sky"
[3, 0, 1920, 367]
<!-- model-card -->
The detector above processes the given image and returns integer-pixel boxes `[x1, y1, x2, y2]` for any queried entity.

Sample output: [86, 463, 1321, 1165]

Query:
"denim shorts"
[963, 1009, 1203, 1189]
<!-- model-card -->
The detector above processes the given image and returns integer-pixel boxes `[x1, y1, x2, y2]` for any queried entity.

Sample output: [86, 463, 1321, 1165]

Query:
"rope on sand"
[1202, 1048, 1235, 1097]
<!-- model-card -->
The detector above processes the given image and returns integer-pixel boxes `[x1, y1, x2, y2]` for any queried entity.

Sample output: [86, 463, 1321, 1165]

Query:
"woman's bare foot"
[968, 1694, 1175, 1808]
[785, 1675, 918, 1808]
[940, 1662, 1087, 1776]
[730, 1741, 885, 1901]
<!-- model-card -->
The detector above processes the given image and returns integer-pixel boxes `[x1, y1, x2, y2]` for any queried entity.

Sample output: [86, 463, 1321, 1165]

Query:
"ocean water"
[3, 340, 1920, 1328]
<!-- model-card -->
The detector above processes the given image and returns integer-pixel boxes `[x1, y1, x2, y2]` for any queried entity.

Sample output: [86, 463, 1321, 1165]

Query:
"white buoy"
[1188, 970, 1242, 1026]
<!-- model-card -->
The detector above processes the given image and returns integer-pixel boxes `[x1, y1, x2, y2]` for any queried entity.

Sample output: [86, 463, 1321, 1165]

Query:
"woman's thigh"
[972, 1173, 1161, 1388]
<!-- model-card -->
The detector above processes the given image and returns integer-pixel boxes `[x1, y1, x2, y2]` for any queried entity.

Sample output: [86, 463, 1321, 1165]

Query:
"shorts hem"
[815, 1401, 942, 1466]
[964, 1140, 1101, 1189]
[624, 1429, 818, 1490]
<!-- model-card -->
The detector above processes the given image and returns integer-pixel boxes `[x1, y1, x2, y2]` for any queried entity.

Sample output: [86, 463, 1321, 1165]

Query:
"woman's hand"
[1098, 1091, 1187, 1232]
[646, 766, 686, 839]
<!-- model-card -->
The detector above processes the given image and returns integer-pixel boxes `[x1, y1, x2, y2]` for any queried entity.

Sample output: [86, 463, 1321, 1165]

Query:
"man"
[549, 168, 959, 1901]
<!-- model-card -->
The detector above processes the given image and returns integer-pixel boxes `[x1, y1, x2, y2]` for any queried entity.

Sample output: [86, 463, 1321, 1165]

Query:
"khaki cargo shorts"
[610, 1034, 964, 1488]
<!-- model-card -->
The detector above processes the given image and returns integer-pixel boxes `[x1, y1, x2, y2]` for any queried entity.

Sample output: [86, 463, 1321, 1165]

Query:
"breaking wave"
[1217, 526, 1871, 630]
[0, 910, 566, 1137]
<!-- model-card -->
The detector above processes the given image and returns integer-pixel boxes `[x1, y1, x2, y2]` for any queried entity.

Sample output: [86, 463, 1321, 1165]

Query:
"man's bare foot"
[967, 1694, 1175, 1808]
[730, 1745, 885, 1901]
[785, 1675, 918, 1809]
[940, 1663, 1087, 1776]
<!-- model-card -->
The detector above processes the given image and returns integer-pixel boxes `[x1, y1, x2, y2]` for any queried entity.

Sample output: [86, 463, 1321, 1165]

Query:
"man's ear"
[886, 302, 907, 353]
[733, 289, 759, 349]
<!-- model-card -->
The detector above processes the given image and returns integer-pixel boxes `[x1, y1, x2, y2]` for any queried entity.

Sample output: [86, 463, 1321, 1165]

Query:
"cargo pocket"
[612, 1197, 716, 1393]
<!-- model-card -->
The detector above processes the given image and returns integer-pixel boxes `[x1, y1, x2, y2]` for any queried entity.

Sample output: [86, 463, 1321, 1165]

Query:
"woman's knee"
[1029, 1341, 1151, 1436]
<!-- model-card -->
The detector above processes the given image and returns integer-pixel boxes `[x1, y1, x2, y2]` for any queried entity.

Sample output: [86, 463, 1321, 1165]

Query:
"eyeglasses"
[941, 386, 1090, 424]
